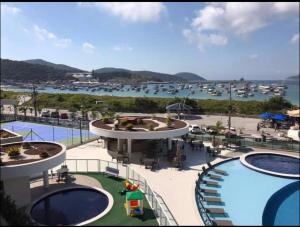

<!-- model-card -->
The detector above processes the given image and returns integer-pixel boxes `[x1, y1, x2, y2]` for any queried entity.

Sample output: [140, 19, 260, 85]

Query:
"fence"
[189, 133, 300, 152]
[1, 113, 90, 129]
[52, 159, 178, 226]
[1, 114, 97, 148]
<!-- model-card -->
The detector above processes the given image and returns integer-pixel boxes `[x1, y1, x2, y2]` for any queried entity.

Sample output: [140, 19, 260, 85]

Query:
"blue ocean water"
[4, 80, 299, 105]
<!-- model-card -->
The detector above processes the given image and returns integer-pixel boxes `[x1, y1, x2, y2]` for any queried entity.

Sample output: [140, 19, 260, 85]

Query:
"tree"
[211, 121, 225, 147]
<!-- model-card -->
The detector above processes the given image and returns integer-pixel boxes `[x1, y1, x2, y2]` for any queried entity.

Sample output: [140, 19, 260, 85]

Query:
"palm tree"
[212, 121, 224, 147]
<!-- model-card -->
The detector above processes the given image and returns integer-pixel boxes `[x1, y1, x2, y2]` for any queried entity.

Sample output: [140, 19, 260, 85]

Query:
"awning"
[287, 109, 300, 118]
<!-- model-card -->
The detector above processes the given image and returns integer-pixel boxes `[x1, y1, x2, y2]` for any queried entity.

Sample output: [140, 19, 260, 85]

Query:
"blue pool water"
[263, 181, 300, 226]
[0, 121, 96, 146]
[245, 154, 300, 175]
[198, 159, 299, 225]
[31, 188, 109, 225]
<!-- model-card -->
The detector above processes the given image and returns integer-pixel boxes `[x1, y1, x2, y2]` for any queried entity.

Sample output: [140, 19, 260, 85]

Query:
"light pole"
[32, 84, 38, 118]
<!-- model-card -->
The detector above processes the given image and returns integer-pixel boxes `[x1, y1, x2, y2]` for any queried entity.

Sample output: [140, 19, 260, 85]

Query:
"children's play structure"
[121, 179, 140, 194]
[124, 191, 144, 216]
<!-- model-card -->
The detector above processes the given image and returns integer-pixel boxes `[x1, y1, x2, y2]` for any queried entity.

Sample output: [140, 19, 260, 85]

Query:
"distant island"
[1, 59, 206, 83]
[286, 75, 299, 81]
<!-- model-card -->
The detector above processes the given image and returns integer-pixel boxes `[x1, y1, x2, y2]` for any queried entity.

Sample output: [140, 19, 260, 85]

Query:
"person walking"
[257, 123, 260, 132]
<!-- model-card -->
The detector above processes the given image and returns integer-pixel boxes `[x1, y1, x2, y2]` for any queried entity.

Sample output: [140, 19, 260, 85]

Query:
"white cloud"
[79, 2, 166, 22]
[33, 25, 57, 41]
[33, 25, 72, 48]
[1, 4, 22, 15]
[183, 2, 299, 50]
[290, 33, 299, 44]
[113, 45, 133, 52]
[82, 42, 95, 54]
[183, 29, 228, 50]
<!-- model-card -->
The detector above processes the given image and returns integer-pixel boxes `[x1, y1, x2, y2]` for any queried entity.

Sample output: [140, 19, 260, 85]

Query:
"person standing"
[257, 123, 260, 132]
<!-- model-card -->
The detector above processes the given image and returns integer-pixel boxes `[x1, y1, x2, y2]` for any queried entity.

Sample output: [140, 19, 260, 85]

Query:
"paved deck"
[62, 139, 298, 226]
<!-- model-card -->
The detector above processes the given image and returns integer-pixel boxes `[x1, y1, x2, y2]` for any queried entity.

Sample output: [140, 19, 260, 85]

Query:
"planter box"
[0, 129, 23, 145]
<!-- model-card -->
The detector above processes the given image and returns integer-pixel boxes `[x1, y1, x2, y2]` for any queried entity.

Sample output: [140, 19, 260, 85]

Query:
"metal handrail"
[56, 158, 178, 226]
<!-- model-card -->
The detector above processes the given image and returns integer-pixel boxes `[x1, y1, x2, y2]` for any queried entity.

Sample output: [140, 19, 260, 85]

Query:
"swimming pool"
[1, 121, 96, 146]
[30, 187, 113, 226]
[244, 153, 300, 176]
[263, 181, 300, 226]
[196, 158, 300, 225]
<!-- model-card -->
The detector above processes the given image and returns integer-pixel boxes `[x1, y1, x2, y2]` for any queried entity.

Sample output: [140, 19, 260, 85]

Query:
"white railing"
[51, 159, 178, 226]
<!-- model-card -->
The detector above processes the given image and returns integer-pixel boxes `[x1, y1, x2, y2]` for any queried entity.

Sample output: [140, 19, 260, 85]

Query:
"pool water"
[1, 121, 96, 146]
[198, 159, 299, 225]
[263, 181, 300, 226]
[31, 188, 109, 225]
[245, 154, 300, 175]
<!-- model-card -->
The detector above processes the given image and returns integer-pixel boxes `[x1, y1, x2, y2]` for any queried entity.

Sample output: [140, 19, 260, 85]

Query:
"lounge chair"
[200, 188, 219, 195]
[207, 162, 228, 175]
[203, 180, 219, 187]
[199, 193, 222, 203]
[208, 173, 223, 181]
[206, 208, 225, 215]
[212, 220, 233, 226]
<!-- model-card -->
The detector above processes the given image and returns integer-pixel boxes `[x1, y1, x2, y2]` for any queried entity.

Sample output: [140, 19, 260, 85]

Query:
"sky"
[1, 2, 299, 80]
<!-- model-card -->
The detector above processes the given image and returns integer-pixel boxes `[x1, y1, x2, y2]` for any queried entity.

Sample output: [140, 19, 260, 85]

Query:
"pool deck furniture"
[207, 162, 228, 175]
[200, 193, 222, 203]
[212, 220, 233, 226]
[203, 180, 219, 187]
[105, 166, 119, 178]
[207, 173, 223, 181]
[200, 188, 219, 195]
[206, 208, 225, 215]
[56, 165, 69, 182]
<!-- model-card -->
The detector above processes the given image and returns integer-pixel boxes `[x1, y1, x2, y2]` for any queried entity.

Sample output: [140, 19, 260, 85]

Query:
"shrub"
[22, 142, 32, 149]
[136, 118, 144, 125]
[7, 147, 20, 158]
[125, 123, 133, 131]
[166, 116, 172, 127]
[39, 151, 49, 158]
[148, 123, 154, 131]
[102, 117, 110, 124]
[120, 119, 129, 126]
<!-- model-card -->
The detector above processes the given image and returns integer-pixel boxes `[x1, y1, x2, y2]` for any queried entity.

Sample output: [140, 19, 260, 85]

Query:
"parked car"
[60, 113, 69, 119]
[189, 125, 201, 134]
[40, 110, 50, 118]
[50, 111, 59, 118]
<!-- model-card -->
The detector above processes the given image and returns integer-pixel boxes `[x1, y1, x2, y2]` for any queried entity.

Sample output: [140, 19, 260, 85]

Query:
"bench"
[105, 166, 119, 178]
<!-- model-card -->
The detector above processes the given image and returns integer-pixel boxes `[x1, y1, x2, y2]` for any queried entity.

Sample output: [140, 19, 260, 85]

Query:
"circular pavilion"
[0, 141, 66, 208]
[90, 115, 189, 163]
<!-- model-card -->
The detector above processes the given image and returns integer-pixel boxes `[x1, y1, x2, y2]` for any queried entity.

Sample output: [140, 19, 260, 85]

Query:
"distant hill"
[1, 58, 206, 83]
[94, 68, 205, 83]
[1, 59, 74, 82]
[286, 75, 299, 81]
[174, 72, 205, 81]
[25, 59, 84, 72]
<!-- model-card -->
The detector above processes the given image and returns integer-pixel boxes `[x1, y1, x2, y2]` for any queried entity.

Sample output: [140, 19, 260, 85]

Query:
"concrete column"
[168, 138, 172, 151]
[117, 139, 121, 152]
[127, 139, 132, 160]
[103, 139, 108, 148]
[43, 171, 49, 188]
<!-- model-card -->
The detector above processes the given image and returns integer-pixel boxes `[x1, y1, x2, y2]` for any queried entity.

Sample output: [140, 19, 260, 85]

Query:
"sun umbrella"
[259, 112, 273, 120]
[271, 114, 287, 121]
